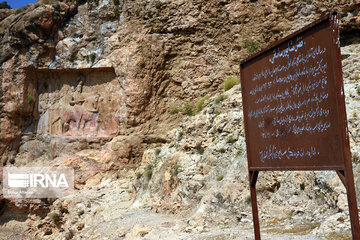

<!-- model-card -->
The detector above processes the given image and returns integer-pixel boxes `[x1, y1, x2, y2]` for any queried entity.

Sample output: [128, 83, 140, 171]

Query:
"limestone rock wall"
[1, 0, 359, 165]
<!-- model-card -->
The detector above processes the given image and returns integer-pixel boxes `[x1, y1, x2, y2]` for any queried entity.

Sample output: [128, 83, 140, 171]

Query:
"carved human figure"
[61, 75, 86, 135]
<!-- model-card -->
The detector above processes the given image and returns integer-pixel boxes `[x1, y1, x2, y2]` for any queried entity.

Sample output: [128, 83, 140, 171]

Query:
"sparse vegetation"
[171, 99, 208, 116]
[49, 212, 60, 221]
[144, 163, 154, 180]
[0, 1, 11, 9]
[174, 164, 182, 175]
[215, 94, 227, 104]
[195, 96, 209, 112]
[215, 110, 221, 115]
[144, 169, 152, 179]
[315, 192, 325, 200]
[245, 195, 251, 204]
[227, 135, 235, 144]
[155, 1, 163, 9]
[300, 182, 305, 190]
[113, 0, 119, 5]
[178, 130, 184, 138]
[357, 86, 360, 95]
[337, 216, 345, 223]
[341, 54, 350, 60]
[197, 147, 204, 155]
[311, 223, 319, 230]
[184, 102, 194, 116]
[16, 8, 23, 14]
[243, 39, 259, 54]
[113, 7, 119, 16]
[136, 172, 142, 179]
[27, 95, 33, 104]
[223, 76, 239, 91]
[171, 108, 182, 114]
[89, 53, 96, 64]
[155, 148, 161, 156]
[216, 175, 224, 181]
[235, 150, 243, 158]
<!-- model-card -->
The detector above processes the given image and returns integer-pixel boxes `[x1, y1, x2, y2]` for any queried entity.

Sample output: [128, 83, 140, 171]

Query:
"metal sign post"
[240, 12, 360, 239]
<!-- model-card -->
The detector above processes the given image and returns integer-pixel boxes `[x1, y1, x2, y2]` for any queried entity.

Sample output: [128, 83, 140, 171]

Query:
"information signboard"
[240, 12, 360, 239]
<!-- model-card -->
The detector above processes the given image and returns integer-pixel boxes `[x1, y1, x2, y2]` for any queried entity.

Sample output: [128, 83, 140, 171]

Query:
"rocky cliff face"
[1, 0, 359, 164]
[0, 0, 360, 239]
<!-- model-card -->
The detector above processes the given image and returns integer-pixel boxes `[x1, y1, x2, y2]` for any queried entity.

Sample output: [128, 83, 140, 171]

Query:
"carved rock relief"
[36, 69, 120, 137]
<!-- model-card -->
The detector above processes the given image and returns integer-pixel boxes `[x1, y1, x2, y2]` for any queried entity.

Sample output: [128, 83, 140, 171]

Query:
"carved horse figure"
[61, 106, 83, 134]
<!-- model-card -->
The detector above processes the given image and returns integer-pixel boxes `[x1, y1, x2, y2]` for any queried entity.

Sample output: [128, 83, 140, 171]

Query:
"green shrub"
[195, 96, 209, 112]
[300, 182, 305, 190]
[144, 169, 152, 179]
[146, 163, 154, 170]
[215, 110, 221, 115]
[113, 0, 119, 5]
[227, 135, 235, 144]
[215, 94, 227, 104]
[0, 1, 11, 9]
[315, 192, 325, 200]
[95, 0, 99, 6]
[16, 8, 23, 14]
[174, 164, 182, 175]
[216, 175, 224, 181]
[27, 95, 33, 104]
[235, 150, 243, 158]
[171, 108, 182, 114]
[223, 76, 239, 91]
[184, 102, 194, 116]
[89, 53, 96, 64]
[357, 86, 360, 95]
[311, 223, 319, 230]
[155, 1, 163, 9]
[136, 172, 142, 179]
[197, 147, 204, 155]
[341, 54, 350, 60]
[155, 148, 161, 156]
[243, 40, 259, 54]
[49, 212, 60, 221]
[245, 195, 251, 204]
[113, 7, 119, 16]
[178, 130, 184, 138]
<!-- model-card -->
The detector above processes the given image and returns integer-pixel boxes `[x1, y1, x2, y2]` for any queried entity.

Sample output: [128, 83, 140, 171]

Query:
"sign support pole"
[343, 169, 360, 239]
[249, 171, 261, 240]
[337, 169, 360, 239]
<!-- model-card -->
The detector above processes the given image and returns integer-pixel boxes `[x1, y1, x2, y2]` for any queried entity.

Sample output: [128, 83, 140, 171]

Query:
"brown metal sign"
[240, 12, 360, 239]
